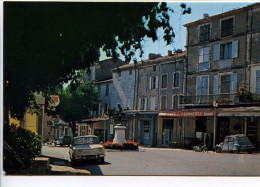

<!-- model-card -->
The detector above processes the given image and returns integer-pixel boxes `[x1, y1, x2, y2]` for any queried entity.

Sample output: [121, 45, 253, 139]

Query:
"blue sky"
[100, 2, 254, 62]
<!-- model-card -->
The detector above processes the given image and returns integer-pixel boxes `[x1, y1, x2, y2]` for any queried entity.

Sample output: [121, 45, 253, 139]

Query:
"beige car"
[69, 135, 105, 164]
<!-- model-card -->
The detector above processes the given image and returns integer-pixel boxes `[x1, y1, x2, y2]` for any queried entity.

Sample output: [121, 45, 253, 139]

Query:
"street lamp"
[213, 100, 218, 151]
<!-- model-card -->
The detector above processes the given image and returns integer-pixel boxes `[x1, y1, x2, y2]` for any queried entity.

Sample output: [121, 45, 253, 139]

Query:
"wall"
[25, 113, 37, 133]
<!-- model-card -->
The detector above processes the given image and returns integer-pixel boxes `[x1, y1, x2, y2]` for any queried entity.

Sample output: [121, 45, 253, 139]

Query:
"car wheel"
[234, 150, 239, 154]
[247, 150, 253, 154]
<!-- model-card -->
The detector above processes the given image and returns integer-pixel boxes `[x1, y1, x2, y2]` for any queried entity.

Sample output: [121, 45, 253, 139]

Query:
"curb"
[50, 164, 91, 175]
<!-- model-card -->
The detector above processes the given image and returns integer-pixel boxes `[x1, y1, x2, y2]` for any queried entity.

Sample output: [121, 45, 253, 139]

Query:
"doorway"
[143, 121, 150, 145]
[162, 119, 174, 146]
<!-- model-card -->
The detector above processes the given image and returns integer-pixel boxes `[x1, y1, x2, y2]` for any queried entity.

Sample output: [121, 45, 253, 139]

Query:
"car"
[216, 134, 254, 154]
[54, 136, 71, 147]
[69, 135, 105, 165]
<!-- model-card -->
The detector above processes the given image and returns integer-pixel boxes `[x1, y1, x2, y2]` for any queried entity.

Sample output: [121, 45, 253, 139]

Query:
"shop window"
[161, 74, 168, 89]
[200, 24, 210, 42]
[221, 18, 233, 37]
[196, 117, 207, 132]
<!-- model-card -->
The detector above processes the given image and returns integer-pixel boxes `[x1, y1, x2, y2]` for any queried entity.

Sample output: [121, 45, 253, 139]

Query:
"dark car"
[184, 137, 202, 149]
[54, 136, 71, 147]
[216, 134, 254, 154]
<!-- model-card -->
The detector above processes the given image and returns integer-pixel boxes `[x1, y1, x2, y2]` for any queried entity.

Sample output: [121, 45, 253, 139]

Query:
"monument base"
[113, 125, 126, 144]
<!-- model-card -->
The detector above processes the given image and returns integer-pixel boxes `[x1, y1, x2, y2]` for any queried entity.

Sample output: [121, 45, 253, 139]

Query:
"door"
[163, 129, 170, 145]
[143, 121, 150, 145]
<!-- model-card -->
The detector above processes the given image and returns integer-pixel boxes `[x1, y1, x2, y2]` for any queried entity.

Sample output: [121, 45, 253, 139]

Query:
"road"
[42, 145, 260, 176]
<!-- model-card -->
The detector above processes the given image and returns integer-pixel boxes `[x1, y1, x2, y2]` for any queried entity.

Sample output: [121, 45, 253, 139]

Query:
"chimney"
[168, 50, 173, 56]
[148, 53, 162, 60]
[203, 13, 209, 19]
[174, 49, 183, 54]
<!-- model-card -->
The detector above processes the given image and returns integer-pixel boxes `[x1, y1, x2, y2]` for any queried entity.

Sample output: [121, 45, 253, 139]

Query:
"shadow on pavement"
[73, 160, 111, 175]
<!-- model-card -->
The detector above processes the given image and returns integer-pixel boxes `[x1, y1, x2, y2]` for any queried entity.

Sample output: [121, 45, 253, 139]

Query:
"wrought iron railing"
[179, 94, 260, 105]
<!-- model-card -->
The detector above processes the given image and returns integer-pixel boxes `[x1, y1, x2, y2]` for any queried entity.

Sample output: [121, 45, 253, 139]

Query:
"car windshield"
[237, 136, 248, 141]
[73, 137, 99, 145]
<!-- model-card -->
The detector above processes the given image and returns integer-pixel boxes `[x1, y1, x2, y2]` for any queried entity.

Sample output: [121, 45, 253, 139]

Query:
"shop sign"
[159, 111, 214, 117]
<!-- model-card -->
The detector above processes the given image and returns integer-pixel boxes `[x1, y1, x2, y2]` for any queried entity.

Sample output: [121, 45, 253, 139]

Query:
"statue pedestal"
[113, 125, 126, 144]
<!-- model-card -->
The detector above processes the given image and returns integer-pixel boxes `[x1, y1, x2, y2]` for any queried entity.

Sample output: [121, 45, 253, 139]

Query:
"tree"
[56, 82, 100, 136]
[4, 2, 191, 126]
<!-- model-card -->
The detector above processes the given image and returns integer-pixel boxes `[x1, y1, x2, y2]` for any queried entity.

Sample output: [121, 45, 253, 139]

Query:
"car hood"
[73, 144, 103, 150]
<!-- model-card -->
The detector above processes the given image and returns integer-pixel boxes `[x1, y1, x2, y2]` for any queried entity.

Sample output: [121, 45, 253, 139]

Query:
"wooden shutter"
[149, 77, 151, 89]
[230, 73, 237, 93]
[144, 97, 147, 111]
[256, 70, 260, 94]
[213, 43, 220, 61]
[138, 98, 141, 110]
[232, 40, 238, 58]
[213, 75, 219, 95]
[197, 76, 201, 96]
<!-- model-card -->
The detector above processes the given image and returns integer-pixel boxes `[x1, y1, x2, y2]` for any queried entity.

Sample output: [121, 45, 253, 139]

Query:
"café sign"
[159, 111, 215, 117]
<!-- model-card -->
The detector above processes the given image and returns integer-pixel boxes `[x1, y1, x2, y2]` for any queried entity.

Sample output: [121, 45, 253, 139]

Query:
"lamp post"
[213, 100, 218, 151]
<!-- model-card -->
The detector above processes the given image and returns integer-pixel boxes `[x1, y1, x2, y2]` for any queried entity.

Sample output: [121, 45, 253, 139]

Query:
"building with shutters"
[180, 3, 260, 150]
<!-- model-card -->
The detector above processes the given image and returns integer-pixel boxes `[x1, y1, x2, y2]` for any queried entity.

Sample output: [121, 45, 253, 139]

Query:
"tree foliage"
[56, 83, 99, 135]
[3, 124, 41, 174]
[4, 2, 190, 120]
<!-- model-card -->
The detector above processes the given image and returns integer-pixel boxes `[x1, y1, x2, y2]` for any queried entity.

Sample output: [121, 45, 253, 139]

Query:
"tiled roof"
[114, 51, 186, 71]
[95, 58, 125, 81]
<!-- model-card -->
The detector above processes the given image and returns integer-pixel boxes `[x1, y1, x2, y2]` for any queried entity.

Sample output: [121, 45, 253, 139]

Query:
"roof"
[95, 58, 126, 81]
[184, 3, 260, 27]
[113, 51, 186, 71]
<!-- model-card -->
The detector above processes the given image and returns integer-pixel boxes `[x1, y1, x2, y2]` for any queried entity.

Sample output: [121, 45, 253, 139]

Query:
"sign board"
[50, 95, 60, 107]
[159, 111, 215, 117]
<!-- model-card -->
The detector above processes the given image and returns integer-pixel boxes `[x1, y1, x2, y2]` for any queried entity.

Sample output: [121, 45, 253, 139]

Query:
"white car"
[69, 135, 105, 164]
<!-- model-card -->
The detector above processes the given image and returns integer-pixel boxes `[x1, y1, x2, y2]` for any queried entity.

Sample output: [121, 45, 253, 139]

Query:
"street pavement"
[42, 145, 260, 176]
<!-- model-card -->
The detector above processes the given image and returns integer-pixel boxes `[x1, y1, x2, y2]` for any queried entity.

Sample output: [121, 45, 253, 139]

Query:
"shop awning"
[159, 109, 215, 117]
[78, 117, 108, 123]
[122, 110, 158, 115]
[218, 107, 260, 117]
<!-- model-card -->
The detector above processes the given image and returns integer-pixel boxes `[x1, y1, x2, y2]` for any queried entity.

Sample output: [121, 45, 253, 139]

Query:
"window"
[139, 97, 147, 110]
[104, 103, 108, 114]
[161, 74, 168, 89]
[221, 75, 231, 93]
[79, 126, 86, 136]
[161, 96, 167, 110]
[221, 18, 233, 37]
[221, 43, 232, 60]
[172, 95, 179, 109]
[197, 76, 209, 96]
[200, 24, 210, 42]
[149, 76, 158, 89]
[153, 65, 156, 71]
[105, 84, 109, 96]
[199, 47, 209, 71]
[173, 72, 180, 88]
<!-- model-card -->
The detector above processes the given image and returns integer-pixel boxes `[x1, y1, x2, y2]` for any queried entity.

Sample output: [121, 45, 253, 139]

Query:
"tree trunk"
[70, 121, 76, 137]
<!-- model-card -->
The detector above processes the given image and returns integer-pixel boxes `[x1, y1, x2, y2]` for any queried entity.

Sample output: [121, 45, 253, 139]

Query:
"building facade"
[182, 3, 260, 149]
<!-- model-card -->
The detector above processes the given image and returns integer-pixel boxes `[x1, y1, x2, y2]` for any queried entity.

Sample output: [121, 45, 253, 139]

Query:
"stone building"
[182, 3, 260, 149]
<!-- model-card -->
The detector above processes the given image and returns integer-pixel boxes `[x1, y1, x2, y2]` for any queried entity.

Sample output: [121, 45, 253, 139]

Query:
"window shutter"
[256, 70, 260, 94]
[232, 40, 238, 58]
[230, 73, 237, 93]
[197, 76, 201, 96]
[144, 98, 147, 111]
[199, 48, 203, 63]
[213, 43, 220, 61]
[155, 76, 159, 89]
[213, 75, 219, 95]
[149, 77, 151, 89]
[138, 98, 141, 110]
[201, 76, 209, 95]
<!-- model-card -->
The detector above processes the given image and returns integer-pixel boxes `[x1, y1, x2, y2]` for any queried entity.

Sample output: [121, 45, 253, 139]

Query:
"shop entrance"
[162, 119, 174, 146]
[217, 117, 230, 144]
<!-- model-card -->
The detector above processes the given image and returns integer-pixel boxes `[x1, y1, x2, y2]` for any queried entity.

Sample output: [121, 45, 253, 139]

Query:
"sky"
[100, 1, 255, 62]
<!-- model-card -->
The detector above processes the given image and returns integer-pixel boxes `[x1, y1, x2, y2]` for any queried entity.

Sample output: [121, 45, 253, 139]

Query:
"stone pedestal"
[113, 125, 126, 144]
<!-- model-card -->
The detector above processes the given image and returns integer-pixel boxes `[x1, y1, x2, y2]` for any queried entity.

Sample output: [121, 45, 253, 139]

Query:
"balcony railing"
[179, 94, 260, 105]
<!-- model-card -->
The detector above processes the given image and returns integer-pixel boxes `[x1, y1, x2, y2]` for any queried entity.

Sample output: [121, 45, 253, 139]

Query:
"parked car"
[216, 134, 254, 154]
[184, 137, 202, 149]
[69, 135, 105, 164]
[54, 136, 71, 147]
